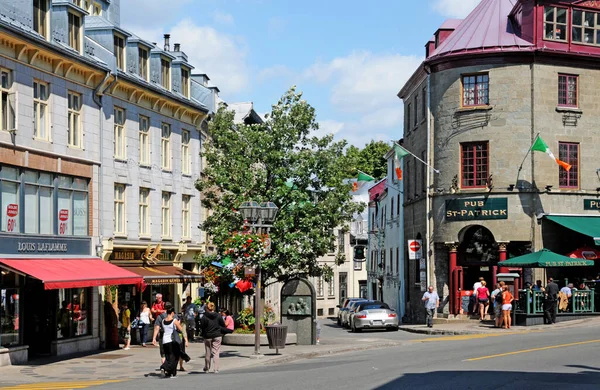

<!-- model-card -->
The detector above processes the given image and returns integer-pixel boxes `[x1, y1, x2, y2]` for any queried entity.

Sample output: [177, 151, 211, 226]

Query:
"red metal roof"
[430, 0, 533, 59]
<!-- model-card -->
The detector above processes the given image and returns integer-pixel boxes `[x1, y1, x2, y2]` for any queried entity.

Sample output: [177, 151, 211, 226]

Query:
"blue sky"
[121, 0, 480, 146]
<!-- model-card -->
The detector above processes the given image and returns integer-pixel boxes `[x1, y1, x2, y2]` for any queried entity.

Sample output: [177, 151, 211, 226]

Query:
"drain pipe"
[424, 65, 432, 292]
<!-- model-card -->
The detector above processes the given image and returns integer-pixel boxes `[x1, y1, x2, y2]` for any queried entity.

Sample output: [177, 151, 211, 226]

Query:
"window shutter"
[7, 91, 16, 131]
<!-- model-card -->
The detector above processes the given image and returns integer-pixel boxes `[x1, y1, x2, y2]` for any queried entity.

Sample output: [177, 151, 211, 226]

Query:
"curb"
[399, 327, 493, 336]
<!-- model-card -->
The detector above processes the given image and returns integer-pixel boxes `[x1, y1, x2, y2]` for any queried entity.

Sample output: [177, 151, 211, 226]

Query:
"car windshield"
[360, 303, 390, 310]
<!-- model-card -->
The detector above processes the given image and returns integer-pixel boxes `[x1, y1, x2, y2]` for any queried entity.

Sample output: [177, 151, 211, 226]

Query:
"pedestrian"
[501, 285, 514, 329]
[544, 278, 559, 324]
[152, 302, 177, 366]
[182, 296, 198, 342]
[220, 308, 234, 331]
[422, 285, 439, 328]
[476, 280, 490, 321]
[199, 302, 226, 373]
[120, 302, 131, 350]
[151, 293, 166, 319]
[153, 306, 188, 378]
[473, 277, 484, 291]
[490, 282, 504, 328]
[195, 298, 207, 338]
[534, 280, 543, 292]
[138, 301, 153, 347]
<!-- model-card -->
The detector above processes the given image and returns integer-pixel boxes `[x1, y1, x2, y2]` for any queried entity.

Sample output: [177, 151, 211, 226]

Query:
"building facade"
[399, 0, 600, 323]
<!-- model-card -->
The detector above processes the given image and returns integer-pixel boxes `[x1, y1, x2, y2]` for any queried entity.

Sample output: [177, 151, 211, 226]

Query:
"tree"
[345, 140, 390, 180]
[196, 87, 364, 285]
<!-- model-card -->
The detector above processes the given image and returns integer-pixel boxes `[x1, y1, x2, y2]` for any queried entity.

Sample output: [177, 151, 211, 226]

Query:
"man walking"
[544, 278, 559, 324]
[422, 285, 440, 328]
[182, 296, 198, 342]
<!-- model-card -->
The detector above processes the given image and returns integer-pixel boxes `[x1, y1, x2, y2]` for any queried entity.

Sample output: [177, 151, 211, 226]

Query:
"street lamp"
[239, 200, 278, 357]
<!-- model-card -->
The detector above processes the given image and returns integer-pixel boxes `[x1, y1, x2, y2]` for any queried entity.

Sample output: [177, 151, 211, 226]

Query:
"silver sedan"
[350, 301, 399, 332]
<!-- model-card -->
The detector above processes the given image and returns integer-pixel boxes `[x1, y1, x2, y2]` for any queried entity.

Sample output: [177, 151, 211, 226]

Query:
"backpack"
[495, 290, 503, 304]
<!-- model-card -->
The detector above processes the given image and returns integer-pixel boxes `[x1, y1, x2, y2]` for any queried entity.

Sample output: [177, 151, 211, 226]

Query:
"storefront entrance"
[23, 281, 54, 357]
[458, 225, 499, 291]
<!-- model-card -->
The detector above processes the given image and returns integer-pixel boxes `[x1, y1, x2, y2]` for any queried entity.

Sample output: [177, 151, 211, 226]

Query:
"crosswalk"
[1, 380, 124, 390]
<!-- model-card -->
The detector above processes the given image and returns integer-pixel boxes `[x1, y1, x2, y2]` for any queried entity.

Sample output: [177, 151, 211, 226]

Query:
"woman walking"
[199, 302, 226, 373]
[154, 306, 188, 378]
[476, 281, 490, 321]
[501, 285, 514, 329]
[138, 301, 153, 347]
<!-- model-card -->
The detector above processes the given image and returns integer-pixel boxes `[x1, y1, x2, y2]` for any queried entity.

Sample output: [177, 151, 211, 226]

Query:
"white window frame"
[317, 277, 324, 297]
[328, 277, 335, 297]
[114, 107, 126, 159]
[114, 184, 126, 235]
[33, 80, 50, 141]
[182, 195, 190, 239]
[161, 123, 171, 170]
[181, 129, 190, 175]
[161, 57, 171, 90]
[33, 0, 50, 40]
[161, 191, 171, 238]
[114, 33, 126, 70]
[1, 69, 16, 132]
[68, 12, 82, 52]
[181, 67, 190, 97]
[139, 115, 150, 165]
[139, 187, 150, 237]
[138, 46, 149, 81]
[67, 91, 82, 148]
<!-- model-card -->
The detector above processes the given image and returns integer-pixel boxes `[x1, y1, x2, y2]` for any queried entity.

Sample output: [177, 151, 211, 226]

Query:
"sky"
[120, 0, 481, 147]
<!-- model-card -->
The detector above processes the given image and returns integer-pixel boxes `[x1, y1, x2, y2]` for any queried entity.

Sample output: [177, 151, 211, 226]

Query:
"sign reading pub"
[445, 198, 508, 221]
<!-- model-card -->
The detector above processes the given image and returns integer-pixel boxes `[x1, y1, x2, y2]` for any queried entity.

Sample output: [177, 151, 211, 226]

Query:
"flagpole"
[516, 132, 540, 183]
[394, 142, 440, 174]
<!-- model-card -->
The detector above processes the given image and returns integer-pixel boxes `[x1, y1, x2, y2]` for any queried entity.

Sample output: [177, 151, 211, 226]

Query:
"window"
[544, 6, 567, 41]
[161, 192, 171, 237]
[71, 0, 82, 6]
[114, 34, 125, 70]
[390, 248, 393, 273]
[421, 151, 427, 194]
[1, 271, 21, 347]
[354, 258, 362, 271]
[559, 142, 579, 188]
[1, 167, 19, 233]
[181, 68, 190, 97]
[337, 230, 345, 250]
[138, 47, 149, 80]
[328, 277, 335, 296]
[57, 288, 90, 339]
[161, 57, 171, 89]
[462, 74, 489, 106]
[316, 277, 323, 297]
[571, 9, 600, 44]
[396, 247, 400, 276]
[413, 95, 418, 127]
[406, 103, 411, 131]
[139, 188, 149, 236]
[33, 80, 49, 140]
[1, 70, 16, 132]
[68, 12, 82, 52]
[421, 87, 427, 120]
[558, 74, 578, 107]
[181, 130, 190, 175]
[93, 1, 101, 15]
[114, 184, 125, 235]
[33, 0, 49, 39]
[24, 171, 54, 234]
[57, 176, 88, 236]
[182, 195, 191, 239]
[114, 107, 126, 159]
[139, 115, 150, 165]
[67, 91, 82, 148]
[161, 123, 171, 170]
[461, 142, 489, 188]
[406, 160, 411, 197]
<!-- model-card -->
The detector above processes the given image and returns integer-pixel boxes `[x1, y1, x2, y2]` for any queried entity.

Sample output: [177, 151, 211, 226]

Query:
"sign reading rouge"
[59, 209, 69, 221]
[6, 204, 18, 233]
[59, 209, 69, 235]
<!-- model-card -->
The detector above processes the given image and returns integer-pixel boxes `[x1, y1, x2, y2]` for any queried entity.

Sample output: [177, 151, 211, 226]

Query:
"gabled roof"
[429, 0, 533, 59]
[228, 102, 263, 124]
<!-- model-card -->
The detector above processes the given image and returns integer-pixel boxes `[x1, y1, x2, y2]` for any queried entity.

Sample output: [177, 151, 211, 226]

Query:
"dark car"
[336, 298, 363, 326]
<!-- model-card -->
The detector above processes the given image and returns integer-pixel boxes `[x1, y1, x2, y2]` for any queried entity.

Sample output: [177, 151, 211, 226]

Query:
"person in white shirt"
[422, 286, 440, 328]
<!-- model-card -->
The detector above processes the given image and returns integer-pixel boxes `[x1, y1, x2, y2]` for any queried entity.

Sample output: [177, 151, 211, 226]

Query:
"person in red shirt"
[476, 280, 490, 321]
[151, 294, 166, 318]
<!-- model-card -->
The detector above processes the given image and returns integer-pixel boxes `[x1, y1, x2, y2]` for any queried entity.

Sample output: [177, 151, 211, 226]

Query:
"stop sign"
[409, 241, 421, 252]
[408, 240, 423, 260]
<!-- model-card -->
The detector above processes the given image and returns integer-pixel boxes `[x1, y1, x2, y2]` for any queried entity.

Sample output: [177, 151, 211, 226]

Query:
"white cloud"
[212, 11, 235, 26]
[432, 0, 480, 18]
[314, 119, 345, 139]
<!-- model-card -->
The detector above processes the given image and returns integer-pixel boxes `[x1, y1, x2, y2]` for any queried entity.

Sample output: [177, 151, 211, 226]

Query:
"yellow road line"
[1, 380, 124, 390]
[413, 331, 538, 343]
[464, 339, 600, 361]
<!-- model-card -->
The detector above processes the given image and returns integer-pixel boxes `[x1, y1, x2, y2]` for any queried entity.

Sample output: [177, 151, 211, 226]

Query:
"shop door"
[24, 281, 55, 356]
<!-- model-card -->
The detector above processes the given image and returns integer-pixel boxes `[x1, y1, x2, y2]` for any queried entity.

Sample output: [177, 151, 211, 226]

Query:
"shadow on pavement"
[373, 369, 600, 389]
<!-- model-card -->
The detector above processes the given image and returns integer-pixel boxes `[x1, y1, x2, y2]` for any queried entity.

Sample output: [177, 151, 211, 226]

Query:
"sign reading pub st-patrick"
[445, 198, 508, 221]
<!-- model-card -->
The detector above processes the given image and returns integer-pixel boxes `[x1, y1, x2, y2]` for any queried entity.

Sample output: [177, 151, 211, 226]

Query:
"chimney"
[174, 43, 180, 52]
[163, 34, 170, 51]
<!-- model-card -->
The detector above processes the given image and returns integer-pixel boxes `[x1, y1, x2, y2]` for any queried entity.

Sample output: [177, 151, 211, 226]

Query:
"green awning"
[500, 249, 594, 268]
[546, 215, 600, 245]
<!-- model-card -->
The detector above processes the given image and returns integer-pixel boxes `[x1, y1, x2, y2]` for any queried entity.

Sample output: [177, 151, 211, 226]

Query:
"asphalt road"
[91, 321, 600, 390]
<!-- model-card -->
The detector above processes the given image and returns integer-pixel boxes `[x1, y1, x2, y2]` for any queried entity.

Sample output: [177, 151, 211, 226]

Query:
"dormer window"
[93, 2, 101, 15]
[572, 9, 600, 45]
[544, 6, 567, 41]
[161, 57, 171, 90]
[181, 67, 190, 97]
[138, 47, 148, 80]
[33, 0, 49, 40]
[68, 12, 82, 52]
[114, 34, 125, 70]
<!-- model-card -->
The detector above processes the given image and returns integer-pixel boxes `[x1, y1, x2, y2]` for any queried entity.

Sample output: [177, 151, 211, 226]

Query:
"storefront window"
[1, 270, 21, 347]
[56, 288, 90, 339]
[1, 167, 19, 233]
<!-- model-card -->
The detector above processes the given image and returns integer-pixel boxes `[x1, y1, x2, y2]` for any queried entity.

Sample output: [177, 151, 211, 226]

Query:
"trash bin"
[266, 324, 288, 354]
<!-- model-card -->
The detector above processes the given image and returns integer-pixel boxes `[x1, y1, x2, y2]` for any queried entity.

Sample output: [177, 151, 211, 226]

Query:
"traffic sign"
[408, 240, 422, 260]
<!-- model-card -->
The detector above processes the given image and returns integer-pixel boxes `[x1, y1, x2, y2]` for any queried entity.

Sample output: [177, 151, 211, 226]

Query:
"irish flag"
[393, 143, 410, 180]
[352, 171, 375, 192]
[531, 135, 571, 171]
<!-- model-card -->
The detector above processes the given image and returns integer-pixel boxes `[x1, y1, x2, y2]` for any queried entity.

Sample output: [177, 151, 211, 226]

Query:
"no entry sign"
[408, 240, 422, 260]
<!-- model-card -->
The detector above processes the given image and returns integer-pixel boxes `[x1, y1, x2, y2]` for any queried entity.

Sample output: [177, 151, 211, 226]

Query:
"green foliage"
[236, 304, 276, 331]
[196, 87, 364, 285]
[345, 140, 391, 180]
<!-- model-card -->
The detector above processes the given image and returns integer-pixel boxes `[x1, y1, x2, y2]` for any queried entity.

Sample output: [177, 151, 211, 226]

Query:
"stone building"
[399, 0, 600, 322]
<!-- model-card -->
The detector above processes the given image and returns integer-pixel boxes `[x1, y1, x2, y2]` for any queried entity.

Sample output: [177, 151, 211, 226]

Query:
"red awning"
[0, 258, 143, 290]
[567, 247, 600, 261]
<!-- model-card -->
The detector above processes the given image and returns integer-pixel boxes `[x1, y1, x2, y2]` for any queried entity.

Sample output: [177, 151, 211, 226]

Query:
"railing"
[516, 289, 595, 314]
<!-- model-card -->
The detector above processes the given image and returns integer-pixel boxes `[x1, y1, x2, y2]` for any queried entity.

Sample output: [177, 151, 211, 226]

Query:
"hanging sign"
[408, 240, 422, 260]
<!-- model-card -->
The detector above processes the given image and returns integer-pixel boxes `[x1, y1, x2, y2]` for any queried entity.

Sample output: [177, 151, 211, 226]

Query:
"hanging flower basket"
[222, 231, 269, 266]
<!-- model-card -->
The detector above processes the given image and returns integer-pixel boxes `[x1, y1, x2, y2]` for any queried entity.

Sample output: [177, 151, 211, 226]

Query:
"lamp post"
[239, 200, 278, 357]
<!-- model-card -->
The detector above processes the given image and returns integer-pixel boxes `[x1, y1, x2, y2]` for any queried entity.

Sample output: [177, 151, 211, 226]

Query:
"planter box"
[222, 332, 297, 346]
[0, 345, 28, 367]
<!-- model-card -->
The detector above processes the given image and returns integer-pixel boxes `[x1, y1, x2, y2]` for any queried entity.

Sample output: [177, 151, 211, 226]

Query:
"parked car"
[336, 298, 362, 326]
[349, 301, 399, 332]
[341, 299, 369, 328]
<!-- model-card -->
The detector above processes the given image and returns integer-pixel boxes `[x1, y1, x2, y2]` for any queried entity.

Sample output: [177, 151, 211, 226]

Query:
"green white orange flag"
[352, 171, 375, 192]
[393, 144, 410, 180]
[530, 135, 571, 171]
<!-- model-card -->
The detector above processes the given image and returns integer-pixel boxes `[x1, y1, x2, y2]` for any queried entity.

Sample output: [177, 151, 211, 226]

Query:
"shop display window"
[56, 288, 90, 339]
[1, 270, 21, 347]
